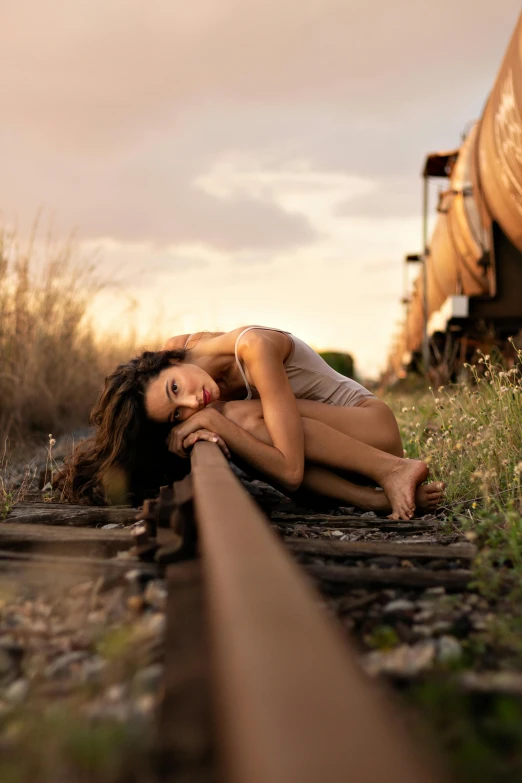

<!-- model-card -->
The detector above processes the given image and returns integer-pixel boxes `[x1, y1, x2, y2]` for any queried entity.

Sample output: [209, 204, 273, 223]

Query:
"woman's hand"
[182, 429, 231, 459]
[166, 409, 230, 459]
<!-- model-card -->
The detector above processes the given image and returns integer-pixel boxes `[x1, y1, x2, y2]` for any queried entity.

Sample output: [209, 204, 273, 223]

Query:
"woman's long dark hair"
[60, 349, 189, 505]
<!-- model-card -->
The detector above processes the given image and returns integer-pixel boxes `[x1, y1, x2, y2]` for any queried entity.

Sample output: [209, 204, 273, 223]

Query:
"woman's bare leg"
[302, 465, 442, 513]
[216, 400, 444, 517]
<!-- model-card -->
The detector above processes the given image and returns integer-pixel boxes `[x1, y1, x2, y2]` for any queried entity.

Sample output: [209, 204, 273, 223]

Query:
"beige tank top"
[233, 326, 375, 408]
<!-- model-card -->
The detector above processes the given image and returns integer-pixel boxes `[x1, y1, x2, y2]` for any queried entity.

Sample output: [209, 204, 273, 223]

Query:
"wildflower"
[515, 462, 522, 474]
[401, 407, 408, 413]
[438, 386, 444, 392]
[472, 502, 477, 509]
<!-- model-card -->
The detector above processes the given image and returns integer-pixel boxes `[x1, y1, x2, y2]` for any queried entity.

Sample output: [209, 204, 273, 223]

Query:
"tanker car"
[388, 10, 522, 380]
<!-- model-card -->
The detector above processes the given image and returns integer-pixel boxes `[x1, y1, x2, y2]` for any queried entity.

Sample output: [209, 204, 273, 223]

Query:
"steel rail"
[189, 441, 442, 783]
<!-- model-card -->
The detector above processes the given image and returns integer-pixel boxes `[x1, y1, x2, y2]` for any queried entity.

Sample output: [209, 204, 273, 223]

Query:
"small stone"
[133, 664, 163, 695]
[5, 679, 29, 703]
[425, 587, 445, 596]
[133, 693, 155, 718]
[383, 600, 415, 616]
[144, 581, 167, 612]
[101, 523, 122, 529]
[437, 635, 462, 663]
[330, 530, 344, 537]
[414, 609, 434, 623]
[430, 620, 452, 635]
[106, 684, 126, 703]
[360, 511, 377, 518]
[124, 570, 143, 584]
[127, 595, 145, 613]
[45, 651, 88, 678]
[363, 640, 436, 677]
[81, 656, 106, 682]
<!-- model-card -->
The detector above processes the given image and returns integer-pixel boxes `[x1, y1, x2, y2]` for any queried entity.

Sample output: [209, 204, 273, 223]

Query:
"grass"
[0, 705, 154, 783]
[0, 223, 146, 511]
[389, 348, 522, 661]
[0, 225, 140, 446]
[390, 346, 522, 516]
[406, 682, 522, 783]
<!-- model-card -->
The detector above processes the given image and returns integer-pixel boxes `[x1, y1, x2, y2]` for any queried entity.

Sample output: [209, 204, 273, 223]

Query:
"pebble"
[5, 679, 29, 703]
[382, 599, 416, 616]
[127, 595, 145, 613]
[425, 587, 446, 596]
[437, 635, 462, 663]
[144, 581, 167, 612]
[45, 651, 89, 679]
[101, 523, 123, 529]
[364, 640, 436, 677]
[133, 664, 163, 695]
[414, 609, 435, 623]
[106, 684, 127, 703]
[430, 621, 452, 636]
[81, 656, 107, 683]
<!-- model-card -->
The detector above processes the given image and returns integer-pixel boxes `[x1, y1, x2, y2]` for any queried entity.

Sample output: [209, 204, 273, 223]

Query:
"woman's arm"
[168, 331, 305, 491]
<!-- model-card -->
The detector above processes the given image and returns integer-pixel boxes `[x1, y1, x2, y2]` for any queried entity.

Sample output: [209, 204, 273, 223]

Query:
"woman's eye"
[173, 409, 180, 420]
[171, 381, 178, 394]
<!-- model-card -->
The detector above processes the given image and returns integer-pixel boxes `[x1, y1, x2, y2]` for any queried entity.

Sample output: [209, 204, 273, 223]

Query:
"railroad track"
[0, 443, 484, 781]
[135, 443, 452, 782]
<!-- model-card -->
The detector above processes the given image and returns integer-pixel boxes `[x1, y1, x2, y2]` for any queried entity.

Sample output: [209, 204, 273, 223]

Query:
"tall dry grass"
[0, 225, 139, 448]
[390, 348, 522, 514]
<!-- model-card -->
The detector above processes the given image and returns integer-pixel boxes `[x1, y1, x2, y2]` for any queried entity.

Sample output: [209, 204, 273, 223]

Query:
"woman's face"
[144, 362, 220, 424]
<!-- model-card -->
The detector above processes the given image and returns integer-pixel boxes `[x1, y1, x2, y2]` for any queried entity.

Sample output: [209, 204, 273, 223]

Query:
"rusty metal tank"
[476, 11, 522, 255]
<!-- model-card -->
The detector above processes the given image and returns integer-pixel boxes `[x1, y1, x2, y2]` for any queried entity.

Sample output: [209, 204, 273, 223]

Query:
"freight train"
[388, 11, 522, 380]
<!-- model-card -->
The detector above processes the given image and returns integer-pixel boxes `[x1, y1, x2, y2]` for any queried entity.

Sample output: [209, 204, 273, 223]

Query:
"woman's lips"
[203, 388, 211, 406]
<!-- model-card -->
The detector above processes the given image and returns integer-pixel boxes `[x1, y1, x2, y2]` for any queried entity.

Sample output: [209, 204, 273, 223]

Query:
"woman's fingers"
[166, 428, 190, 458]
[182, 429, 231, 459]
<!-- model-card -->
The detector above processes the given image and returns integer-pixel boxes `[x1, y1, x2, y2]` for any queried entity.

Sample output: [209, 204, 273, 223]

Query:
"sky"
[1, 0, 521, 377]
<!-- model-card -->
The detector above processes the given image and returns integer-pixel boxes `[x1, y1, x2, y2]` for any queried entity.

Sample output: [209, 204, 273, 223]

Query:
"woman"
[64, 326, 444, 518]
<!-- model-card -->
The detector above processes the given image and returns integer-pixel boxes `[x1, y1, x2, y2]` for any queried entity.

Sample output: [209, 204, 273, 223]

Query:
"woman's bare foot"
[377, 459, 430, 520]
[415, 481, 445, 512]
[363, 480, 445, 516]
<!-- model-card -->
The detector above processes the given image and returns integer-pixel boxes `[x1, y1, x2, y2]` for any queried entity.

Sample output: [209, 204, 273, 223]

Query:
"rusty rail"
[158, 442, 443, 783]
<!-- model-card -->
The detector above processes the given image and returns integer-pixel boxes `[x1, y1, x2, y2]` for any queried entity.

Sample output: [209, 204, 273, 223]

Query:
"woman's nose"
[185, 395, 200, 410]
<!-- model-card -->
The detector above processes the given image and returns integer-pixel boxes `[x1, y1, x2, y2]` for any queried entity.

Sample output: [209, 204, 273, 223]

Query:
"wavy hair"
[59, 349, 188, 505]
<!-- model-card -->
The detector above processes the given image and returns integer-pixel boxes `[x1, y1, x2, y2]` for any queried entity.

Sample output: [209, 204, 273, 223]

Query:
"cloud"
[335, 176, 421, 220]
[3, 0, 520, 153]
[1, 0, 520, 373]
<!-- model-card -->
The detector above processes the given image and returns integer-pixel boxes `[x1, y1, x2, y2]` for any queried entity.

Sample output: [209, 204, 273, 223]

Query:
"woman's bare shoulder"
[163, 331, 224, 351]
[230, 326, 291, 361]
[165, 326, 290, 358]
